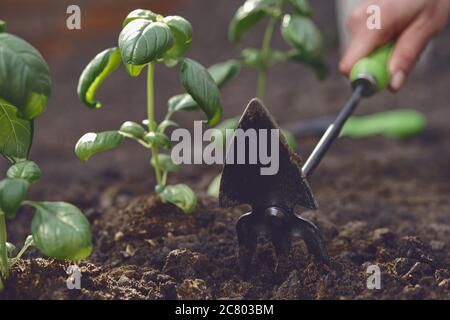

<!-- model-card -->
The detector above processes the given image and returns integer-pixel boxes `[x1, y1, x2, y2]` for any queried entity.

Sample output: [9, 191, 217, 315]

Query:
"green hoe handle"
[342, 110, 426, 138]
[350, 43, 394, 95]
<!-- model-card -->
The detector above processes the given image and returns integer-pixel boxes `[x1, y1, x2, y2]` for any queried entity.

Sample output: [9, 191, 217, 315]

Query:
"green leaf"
[7, 160, 41, 184]
[167, 60, 239, 114]
[0, 99, 33, 162]
[119, 121, 146, 139]
[151, 154, 178, 173]
[0, 33, 51, 119]
[144, 132, 171, 149]
[281, 14, 323, 58]
[75, 131, 124, 161]
[289, 51, 328, 80]
[167, 94, 199, 113]
[229, 0, 277, 43]
[159, 184, 197, 214]
[125, 63, 145, 77]
[0, 178, 29, 218]
[122, 9, 158, 27]
[180, 58, 222, 126]
[287, 0, 312, 16]
[0, 20, 6, 33]
[6, 242, 16, 257]
[207, 60, 241, 89]
[242, 48, 289, 69]
[29, 201, 93, 260]
[157, 120, 179, 133]
[77, 47, 121, 109]
[207, 174, 221, 198]
[162, 16, 193, 64]
[119, 20, 173, 65]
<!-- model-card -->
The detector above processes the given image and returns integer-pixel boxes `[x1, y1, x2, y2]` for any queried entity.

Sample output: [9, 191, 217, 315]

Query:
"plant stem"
[257, 0, 285, 99]
[0, 210, 9, 287]
[147, 63, 163, 186]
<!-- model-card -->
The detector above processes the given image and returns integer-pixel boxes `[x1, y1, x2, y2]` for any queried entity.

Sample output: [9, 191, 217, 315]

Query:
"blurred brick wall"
[0, 0, 183, 58]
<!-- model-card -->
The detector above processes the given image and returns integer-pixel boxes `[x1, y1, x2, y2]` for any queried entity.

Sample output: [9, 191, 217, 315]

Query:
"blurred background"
[0, 0, 449, 204]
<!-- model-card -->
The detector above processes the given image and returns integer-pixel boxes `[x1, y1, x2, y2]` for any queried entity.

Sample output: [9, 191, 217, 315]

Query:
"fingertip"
[389, 71, 406, 92]
[339, 59, 350, 75]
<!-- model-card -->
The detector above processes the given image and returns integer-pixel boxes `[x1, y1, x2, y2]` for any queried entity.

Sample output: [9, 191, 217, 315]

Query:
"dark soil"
[1, 0, 449, 299]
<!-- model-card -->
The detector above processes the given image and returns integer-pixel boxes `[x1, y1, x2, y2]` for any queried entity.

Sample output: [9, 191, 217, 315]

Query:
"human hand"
[339, 0, 450, 91]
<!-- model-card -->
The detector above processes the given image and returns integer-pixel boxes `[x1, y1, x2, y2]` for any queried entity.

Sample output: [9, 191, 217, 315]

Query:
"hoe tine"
[291, 214, 330, 263]
[236, 212, 258, 266]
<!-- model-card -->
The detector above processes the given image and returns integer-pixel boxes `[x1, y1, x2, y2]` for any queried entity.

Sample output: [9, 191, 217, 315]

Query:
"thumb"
[389, 20, 434, 91]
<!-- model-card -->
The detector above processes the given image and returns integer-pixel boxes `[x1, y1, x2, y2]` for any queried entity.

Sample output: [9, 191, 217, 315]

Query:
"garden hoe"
[219, 44, 395, 268]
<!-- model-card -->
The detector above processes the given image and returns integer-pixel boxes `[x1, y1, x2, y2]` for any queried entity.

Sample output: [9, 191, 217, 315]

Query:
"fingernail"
[390, 71, 406, 91]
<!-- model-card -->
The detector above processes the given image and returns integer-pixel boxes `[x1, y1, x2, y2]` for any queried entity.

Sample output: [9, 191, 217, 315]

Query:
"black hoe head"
[219, 99, 329, 267]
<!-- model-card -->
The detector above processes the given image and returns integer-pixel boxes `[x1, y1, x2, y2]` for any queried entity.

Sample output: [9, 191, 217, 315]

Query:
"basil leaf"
[119, 121, 146, 139]
[0, 20, 6, 33]
[180, 58, 222, 126]
[6, 160, 41, 184]
[77, 47, 121, 109]
[122, 9, 158, 27]
[151, 154, 178, 173]
[144, 132, 171, 149]
[0, 99, 33, 162]
[287, 0, 312, 16]
[281, 14, 323, 58]
[168, 94, 199, 113]
[289, 51, 328, 80]
[29, 201, 93, 260]
[6, 242, 16, 257]
[0, 33, 51, 119]
[242, 48, 289, 69]
[0, 178, 29, 218]
[159, 184, 197, 214]
[162, 16, 193, 64]
[119, 20, 173, 65]
[229, 0, 277, 43]
[75, 131, 124, 161]
[207, 60, 241, 89]
[125, 63, 145, 77]
[157, 120, 179, 133]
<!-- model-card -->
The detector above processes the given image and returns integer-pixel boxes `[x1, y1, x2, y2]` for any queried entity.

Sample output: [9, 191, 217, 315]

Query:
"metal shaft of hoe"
[302, 84, 365, 178]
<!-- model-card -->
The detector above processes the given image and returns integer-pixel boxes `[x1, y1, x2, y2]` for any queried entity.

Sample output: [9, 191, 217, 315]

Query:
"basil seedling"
[229, 0, 327, 99]
[76, 9, 226, 214]
[0, 22, 93, 292]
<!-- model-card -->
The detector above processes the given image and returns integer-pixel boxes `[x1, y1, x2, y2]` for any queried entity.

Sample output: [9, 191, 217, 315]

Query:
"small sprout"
[5, 242, 16, 258]
[158, 184, 197, 214]
[207, 174, 222, 198]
